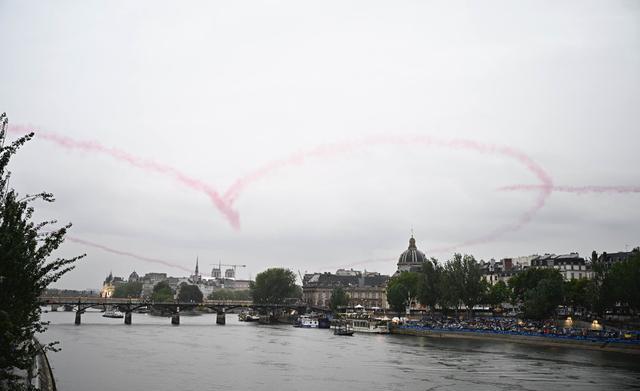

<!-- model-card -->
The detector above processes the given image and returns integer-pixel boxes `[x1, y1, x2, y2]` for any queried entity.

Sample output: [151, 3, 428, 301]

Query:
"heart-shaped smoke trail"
[8, 124, 637, 270]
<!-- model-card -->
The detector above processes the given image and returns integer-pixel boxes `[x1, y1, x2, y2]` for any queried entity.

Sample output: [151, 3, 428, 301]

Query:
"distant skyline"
[1, 1, 638, 289]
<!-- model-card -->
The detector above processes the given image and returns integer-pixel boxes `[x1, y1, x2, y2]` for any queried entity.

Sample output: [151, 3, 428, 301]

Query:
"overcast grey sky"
[1, 0, 639, 289]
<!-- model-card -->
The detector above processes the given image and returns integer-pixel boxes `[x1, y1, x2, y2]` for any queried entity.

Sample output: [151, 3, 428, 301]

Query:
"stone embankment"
[391, 326, 640, 355]
[33, 339, 57, 391]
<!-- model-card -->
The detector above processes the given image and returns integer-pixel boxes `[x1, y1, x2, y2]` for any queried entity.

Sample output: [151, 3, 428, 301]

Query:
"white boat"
[239, 311, 260, 322]
[341, 314, 390, 334]
[102, 308, 124, 318]
[295, 314, 319, 328]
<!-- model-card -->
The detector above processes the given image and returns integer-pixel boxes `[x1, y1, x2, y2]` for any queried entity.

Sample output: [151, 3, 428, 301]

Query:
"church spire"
[195, 256, 199, 276]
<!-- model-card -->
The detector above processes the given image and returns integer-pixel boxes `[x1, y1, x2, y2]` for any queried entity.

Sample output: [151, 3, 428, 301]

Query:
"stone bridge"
[38, 296, 328, 325]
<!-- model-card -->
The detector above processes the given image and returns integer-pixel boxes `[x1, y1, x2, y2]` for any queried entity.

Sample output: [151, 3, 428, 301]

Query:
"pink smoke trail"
[13, 123, 637, 268]
[66, 236, 192, 273]
[498, 184, 640, 194]
[8, 125, 240, 229]
[224, 135, 555, 253]
[10, 124, 555, 249]
[9, 124, 558, 254]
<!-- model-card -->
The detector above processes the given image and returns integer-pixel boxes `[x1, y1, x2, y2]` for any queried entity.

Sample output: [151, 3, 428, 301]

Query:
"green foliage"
[112, 281, 143, 298]
[523, 278, 564, 319]
[413, 255, 487, 315]
[509, 268, 564, 319]
[458, 254, 485, 315]
[416, 258, 441, 309]
[177, 283, 203, 303]
[250, 268, 299, 304]
[151, 280, 174, 302]
[207, 289, 251, 301]
[601, 251, 640, 312]
[486, 280, 511, 308]
[563, 278, 590, 309]
[386, 272, 420, 313]
[509, 267, 563, 302]
[329, 287, 349, 312]
[0, 114, 83, 387]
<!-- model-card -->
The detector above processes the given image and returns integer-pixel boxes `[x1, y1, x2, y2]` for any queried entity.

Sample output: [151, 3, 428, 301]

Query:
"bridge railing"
[38, 296, 255, 306]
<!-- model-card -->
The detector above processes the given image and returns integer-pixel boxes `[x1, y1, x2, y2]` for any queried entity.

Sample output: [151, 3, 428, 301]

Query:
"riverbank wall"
[33, 339, 57, 391]
[391, 326, 640, 355]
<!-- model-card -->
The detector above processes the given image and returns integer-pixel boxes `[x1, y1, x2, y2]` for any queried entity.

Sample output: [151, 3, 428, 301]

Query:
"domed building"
[128, 271, 139, 282]
[396, 235, 427, 274]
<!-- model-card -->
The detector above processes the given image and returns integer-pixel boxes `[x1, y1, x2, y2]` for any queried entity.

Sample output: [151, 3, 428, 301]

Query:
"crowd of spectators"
[400, 316, 639, 343]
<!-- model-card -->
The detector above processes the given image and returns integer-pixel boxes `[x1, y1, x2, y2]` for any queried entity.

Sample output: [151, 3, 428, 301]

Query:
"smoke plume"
[11, 124, 637, 267]
[67, 236, 192, 273]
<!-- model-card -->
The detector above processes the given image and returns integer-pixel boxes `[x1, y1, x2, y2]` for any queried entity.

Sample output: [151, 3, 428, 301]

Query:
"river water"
[41, 311, 640, 391]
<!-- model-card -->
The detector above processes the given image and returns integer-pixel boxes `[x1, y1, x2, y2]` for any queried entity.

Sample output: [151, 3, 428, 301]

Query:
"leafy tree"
[328, 287, 349, 312]
[509, 268, 563, 302]
[151, 280, 174, 302]
[442, 254, 465, 313]
[177, 283, 203, 303]
[563, 278, 590, 310]
[602, 251, 640, 312]
[436, 265, 459, 314]
[386, 272, 420, 314]
[523, 278, 564, 319]
[208, 289, 251, 301]
[250, 268, 298, 304]
[416, 258, 441, 309]
[486, 280, 511, 308]
[509, 268, 564, 319]
[587, 255, 608, 315]
[112, 281, 143, 298]
[459, 254, 485, 317]
[0, 114, 84, 388]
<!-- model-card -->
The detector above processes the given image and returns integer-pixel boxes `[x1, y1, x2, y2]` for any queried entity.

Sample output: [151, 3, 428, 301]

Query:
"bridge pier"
[124, 311, 132, 325]
[216, 309, 226, 325]
[171, 314, 180, 325]
[74, 311, 82, 325]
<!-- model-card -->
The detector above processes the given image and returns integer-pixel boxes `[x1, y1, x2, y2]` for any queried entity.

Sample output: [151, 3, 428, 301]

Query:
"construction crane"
[210, 261, 247, 279]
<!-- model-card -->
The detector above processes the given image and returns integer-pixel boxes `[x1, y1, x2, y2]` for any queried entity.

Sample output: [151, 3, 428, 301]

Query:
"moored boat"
[239, 311, 260, 322]
[333, 320, 355, 336]
[295, 314, 319, 328]
[103, 308, 124, 318]
[336, 313, 390, 334]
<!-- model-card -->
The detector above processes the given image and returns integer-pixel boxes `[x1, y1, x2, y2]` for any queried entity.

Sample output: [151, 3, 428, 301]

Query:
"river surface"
[41, 311, 640, 391]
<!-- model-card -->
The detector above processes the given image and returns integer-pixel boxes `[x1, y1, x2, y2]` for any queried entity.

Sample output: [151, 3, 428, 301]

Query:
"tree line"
[386, 250, 640, 320]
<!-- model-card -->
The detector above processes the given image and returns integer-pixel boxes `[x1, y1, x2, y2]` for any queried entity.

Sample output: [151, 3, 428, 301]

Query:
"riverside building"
[303, 235, 429, 309]
[303, 270, 390, 309]
[531, 253, 591, 280]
